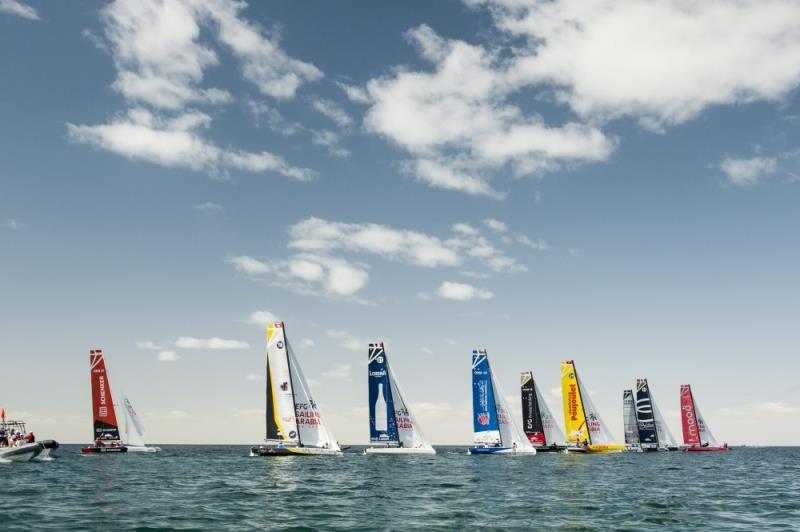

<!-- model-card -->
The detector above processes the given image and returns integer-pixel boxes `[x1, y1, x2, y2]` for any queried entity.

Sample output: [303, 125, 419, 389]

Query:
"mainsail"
[680, 384, 701, 446]
[368, 342, 432, 449]
[521, 371, 564, 447]
[264, 322, 339, 451]
[89, 349, 120, 441]
[635, 378, 659, 449]
[623, 389, 639, 446]
[472, 350, 532, 449]
[561, 360, 620, 449]
[122, 396, 146, 448]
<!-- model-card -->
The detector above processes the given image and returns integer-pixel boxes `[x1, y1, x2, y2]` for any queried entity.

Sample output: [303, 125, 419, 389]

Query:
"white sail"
[387, 360, 432, 450]
[490, 372, 533, 449]
[287, 340, 340, 451]
[694, 401, 718, 446]
[533, 380, 566, 445]
[578, 378, 617, 445]
[122, 396, 146, 448]
[266, 324, 300, 445]
[651, 396, 677, 448]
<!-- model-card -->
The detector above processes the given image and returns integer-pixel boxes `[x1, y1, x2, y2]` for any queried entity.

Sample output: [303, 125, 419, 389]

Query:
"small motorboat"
[0, 415, 59, 462]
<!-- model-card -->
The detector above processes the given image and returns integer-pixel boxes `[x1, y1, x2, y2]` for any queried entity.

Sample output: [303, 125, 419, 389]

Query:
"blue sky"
[1, 0, 799, 445]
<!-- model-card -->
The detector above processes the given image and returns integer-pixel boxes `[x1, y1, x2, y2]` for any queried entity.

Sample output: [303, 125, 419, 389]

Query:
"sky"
[1, 0, 799, 446]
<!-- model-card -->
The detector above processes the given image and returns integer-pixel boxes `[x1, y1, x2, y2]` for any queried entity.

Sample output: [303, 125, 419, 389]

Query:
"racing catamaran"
[635, 378, 678, 451]
[561, 360, 624, 453]
[680, 384, 729, 452]
[468, 350, 536, 455]
[251, 322, 342, 456]
[364, 342, 435, 454]
[81, 349, 160, 454]
[520, 371, 566, 452]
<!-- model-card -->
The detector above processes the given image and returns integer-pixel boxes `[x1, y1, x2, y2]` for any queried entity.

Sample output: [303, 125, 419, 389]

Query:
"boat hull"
[532, 445, 568, 453]
[250, 445, 342, 457]
[0, 443, 45, 462]
[125, 445, 161, 453]
[685, 446, 730, 452]
[364, 447, 436, 455]
[468, 446, 537, 455]
[565, 444, 626, 454]
[80, 445, 128, 454]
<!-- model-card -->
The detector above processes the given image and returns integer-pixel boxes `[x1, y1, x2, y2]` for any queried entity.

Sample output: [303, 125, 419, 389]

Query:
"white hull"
[125, 445, 161, 453]
[468, 446, 538, 455]
[364, 446, 436, 455]
[0, 443, 44, 462]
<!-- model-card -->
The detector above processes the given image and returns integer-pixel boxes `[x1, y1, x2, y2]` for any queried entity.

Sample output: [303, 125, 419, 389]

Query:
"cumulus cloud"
[436, 281, 493, 301]
[175, 337, 249, 349]
[157, 350, 180, 362]
[311, 130, 350, 158]
[483, 219, 508, 233]
[325, 329, 366, 352]
[68, 108, 313, 180]
[479, 0, 800, 129]
[720, 156, 777, 187]
[246, 310, 279, 326]
[321, 363, 352, 381]
[364, 1, 800, 196]
[309, 98, 353, 128]
[246, 100, 302, 135]
[194, 201, 224, 212]
[0, 0, 38, 19]
[228, 254, 369, 299]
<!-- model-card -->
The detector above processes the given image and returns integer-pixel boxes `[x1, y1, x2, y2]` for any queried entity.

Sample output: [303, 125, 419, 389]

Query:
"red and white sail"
[90, 349, 120, 441]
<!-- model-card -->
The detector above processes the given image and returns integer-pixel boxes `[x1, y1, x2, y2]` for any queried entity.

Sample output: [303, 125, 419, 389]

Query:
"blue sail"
[472, 350, 500, 443]
[368, 342, 398, 443]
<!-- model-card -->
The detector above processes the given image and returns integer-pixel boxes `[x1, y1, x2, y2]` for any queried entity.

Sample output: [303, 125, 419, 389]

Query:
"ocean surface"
[1, 445, 798, 531]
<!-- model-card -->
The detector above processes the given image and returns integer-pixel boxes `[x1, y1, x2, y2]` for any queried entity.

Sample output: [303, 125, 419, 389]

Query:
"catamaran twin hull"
[563, 444, 626, 454]
[468, 446, 537, 455]
[364, 446, 435, 455]
[250, 445, 342, 457]
[685, 446, 730, 452]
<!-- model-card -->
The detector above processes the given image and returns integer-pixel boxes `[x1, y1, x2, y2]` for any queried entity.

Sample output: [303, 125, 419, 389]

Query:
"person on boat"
[512, 442, 517, 452]
[95, 438, 104, 447]
[398, 441, 404, 448]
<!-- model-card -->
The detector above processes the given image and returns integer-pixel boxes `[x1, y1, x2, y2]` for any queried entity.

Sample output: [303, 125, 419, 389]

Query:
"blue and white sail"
[366, 342, 434, 454]
[469, 349, 535, 455]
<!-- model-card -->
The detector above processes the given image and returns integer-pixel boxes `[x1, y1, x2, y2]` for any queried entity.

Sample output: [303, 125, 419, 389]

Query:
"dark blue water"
[1, 446, 798, 530]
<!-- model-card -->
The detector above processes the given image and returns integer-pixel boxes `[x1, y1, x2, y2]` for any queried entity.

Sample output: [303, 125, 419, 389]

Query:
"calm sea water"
[1, 445, 798, 530]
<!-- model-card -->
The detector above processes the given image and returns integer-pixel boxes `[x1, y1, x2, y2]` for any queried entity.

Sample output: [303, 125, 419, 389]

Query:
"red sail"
[90, 349, 120, 440]
[680, 384, 700, 446]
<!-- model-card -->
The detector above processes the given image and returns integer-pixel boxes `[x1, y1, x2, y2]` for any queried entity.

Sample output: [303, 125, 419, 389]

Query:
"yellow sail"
[561, 360, 589, 445]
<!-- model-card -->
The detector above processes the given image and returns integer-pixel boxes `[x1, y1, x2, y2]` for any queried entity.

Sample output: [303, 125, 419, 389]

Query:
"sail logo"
[477, 412, 491, 425]
[277, 341, 284, 349]
[682, 404, 698, 436]
[568, 384, 579, 421]
[369, 370, 386, 377]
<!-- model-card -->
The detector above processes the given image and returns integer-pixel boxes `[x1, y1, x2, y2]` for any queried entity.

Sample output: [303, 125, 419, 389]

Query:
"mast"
[572, 361, 591, 445]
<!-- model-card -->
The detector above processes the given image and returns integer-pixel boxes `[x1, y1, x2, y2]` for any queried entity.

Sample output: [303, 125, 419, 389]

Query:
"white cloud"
[311, 130, 350, 158]
[68, 108, 313, 180]
[478, 0, 800, 128]
[1, 218, 22, 230]
[0, 0, 38, 20]
[245, 372, 264, 381]
[720, 156, 777, 187]
[246, 310, 279, 326]
[321, 363, 352, 381]
[416, 291, 432, 301]
[336, 81, 371, 104]
[228, 254, 369, 299]
[483, 219, 508, 233]
[515, 234, 550, 251]
[137, 341, 162, 350]
[364, 24, 613, 197]
[435, 281, 493, 301]
[246, 100, 302, 135]
[175, 337, 250, 349]
[157, 350, 180, 362]
[421, 346, 434, 355]
[325, 329, 365, 352]
[310, 98, 353, 128]
[299, 338, 315, 348]
[194, 202, 223, 212]
[364, 1, 800, 196]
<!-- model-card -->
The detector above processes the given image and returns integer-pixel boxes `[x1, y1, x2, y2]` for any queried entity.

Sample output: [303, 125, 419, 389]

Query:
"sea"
[1, 445, 798, 531]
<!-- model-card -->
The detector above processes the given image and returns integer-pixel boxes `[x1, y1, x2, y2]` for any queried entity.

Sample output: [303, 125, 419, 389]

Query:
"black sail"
[520, 371, 545, 445]
[635, 378, 659, 448]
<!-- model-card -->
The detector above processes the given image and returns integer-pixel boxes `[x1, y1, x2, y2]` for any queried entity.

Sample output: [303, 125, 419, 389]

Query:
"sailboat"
[250, 322, 342, 456]
[81, 349, 160, 454]
[520, 371, 566, 452]
[622, 389, 640, 451]
[680, 384, 729, 452]
[634, 378, 678, 452]
[364, 342, 435, 454]
[468, 349, 536, 455]
[561, 360, 624, 453]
